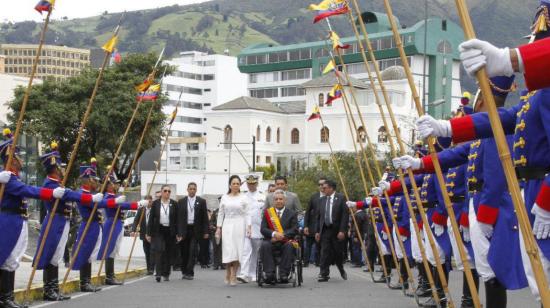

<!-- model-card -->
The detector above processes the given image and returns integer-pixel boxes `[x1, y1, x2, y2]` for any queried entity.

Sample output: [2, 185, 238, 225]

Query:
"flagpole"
[61, 52, 164, 293]
[453, 1, 550, 306]
[96, 66, 168, 281]
[121, 88, 184, 282]
[0, 4, 54, 205]
[23, 16, 123, 303]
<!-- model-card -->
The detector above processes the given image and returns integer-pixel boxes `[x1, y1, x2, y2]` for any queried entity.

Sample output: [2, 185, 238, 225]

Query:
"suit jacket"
[131, 206, 151, 240]
[317, 192, 349, 235]
[260, 207, 298, 240]
[265, 191, 302, 212]
[304, 192, 322, 233]
[177, 196, 209, 238]
[146, 199, 181, 238]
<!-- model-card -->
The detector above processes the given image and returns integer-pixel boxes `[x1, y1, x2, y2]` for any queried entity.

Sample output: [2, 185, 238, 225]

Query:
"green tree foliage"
[288, 151, 388, 206]
[256, 164, 276, 180]
[7, 53, 175, 186]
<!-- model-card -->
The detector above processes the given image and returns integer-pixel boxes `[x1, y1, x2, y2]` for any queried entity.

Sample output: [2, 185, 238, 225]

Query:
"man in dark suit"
[132, 195, 154, 275]
[259, 190, 298, 284]
[315, 179, 349, 282]
[146, 185, 181, 282]
[177, 182, 209, 280]
[303, 177, 325, 267]
[264, 176, 301, 212]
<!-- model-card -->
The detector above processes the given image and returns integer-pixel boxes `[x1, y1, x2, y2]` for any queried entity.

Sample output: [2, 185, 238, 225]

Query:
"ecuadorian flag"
[137, 84, 161, 101]
[309, 0, 349, 24]
[35, 0, 55, 14]
[326, 84, 343, 106]
[307, 105, 321, 121]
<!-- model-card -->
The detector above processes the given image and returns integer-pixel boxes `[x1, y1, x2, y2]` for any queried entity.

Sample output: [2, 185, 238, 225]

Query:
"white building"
[140, 51, 247, 197]
[0, 73, 42, 126]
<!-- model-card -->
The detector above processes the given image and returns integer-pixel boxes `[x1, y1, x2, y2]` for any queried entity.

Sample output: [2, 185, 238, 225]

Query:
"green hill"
[0, 0, 539, 58]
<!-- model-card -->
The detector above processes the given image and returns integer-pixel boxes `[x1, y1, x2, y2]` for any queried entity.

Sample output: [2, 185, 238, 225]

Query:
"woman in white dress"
[215, 175, 251, 285]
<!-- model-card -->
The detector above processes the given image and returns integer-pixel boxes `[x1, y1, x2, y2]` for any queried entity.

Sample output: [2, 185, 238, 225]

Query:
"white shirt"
[160, 200, 170, 226]
[245, 190, 265, 239]
[145, 207, 151, 225]
[187, 196, 196, 225]
[327, 193, 335, 225]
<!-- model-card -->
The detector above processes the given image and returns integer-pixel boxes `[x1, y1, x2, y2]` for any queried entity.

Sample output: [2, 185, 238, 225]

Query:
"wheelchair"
[256, 238, 303, 288]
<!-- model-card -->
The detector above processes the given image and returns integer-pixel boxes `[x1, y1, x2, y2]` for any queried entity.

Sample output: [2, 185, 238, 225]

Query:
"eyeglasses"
[318, 183, 324, 186]
[163, 190, 171, 193]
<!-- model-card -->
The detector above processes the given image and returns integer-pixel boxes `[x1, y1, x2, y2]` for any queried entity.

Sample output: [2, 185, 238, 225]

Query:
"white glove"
[92, 193, 103, 203]
[115, 195, 126, 204]
[365, 197, 373, 206]
[0, 171, 11, 184]
[531, 204, 550, 240]
[416, 115, 452, 139]
[382, 232, 388, 241]
[346, 201, 357, 208]
[460, 226, 471, 242]
[400, 235, 408, 242]
[53, 187, 66, 199]
[432, 223, 445, 237]
[459, 39, 514, 78]
[478, 222, 494, 239]
[400, 155, 422, 170]
[378, 180, 390, 192]
[139, 199, 149, 207]
[392, 157, 401, 169]
[371, 187, 382, 197]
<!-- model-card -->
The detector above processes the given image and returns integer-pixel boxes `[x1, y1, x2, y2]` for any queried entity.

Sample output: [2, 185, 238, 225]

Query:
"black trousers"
[303, 236, 320, 265]
[210, 234, 222, 267]
[142, 239, 153, 272]
[198, 237, 210, 266]
[260, 240, 295, 277]
[180, 226, 197, 276]
[319, 226, 345, 277]
[154, 226, 174, 278]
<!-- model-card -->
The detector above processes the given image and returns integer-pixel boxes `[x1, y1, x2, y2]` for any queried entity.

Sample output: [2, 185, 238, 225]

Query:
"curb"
[14, 267, 147, 303]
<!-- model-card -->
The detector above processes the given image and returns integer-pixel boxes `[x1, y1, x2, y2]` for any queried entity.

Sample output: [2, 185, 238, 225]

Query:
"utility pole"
[252, 136, 256, 172]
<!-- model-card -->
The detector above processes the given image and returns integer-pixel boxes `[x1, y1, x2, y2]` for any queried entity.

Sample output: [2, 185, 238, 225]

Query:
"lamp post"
[212, 127, 257, 175]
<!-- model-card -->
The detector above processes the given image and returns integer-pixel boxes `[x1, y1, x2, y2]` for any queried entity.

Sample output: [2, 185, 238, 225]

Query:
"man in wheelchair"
[259, 189, 298, 284]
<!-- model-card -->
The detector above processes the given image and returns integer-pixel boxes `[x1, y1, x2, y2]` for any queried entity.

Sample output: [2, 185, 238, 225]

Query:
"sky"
[0, 0, 210, 22]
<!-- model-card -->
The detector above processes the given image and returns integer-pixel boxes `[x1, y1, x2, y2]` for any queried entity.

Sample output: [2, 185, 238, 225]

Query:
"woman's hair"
[227, 175, 241, 194]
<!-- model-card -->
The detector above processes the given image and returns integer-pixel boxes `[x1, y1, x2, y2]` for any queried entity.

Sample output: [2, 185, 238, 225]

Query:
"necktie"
[324, 197, 331, 226]
[277, 210, 281, 218]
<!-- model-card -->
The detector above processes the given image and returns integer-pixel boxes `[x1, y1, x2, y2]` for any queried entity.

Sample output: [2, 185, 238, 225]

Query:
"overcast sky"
[0, 0, 210, 22]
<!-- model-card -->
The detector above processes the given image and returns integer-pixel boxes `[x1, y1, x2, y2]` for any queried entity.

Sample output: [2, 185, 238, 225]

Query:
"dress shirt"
[272, 207, 286, 238]
[145, 207, 151, 225]
[326, 193, 335, 225]
[187, 196, 196, 225]
[160, 200, 170, 226]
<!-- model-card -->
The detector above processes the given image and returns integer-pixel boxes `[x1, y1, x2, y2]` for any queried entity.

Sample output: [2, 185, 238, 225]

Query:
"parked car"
[123, 210, 138, 236]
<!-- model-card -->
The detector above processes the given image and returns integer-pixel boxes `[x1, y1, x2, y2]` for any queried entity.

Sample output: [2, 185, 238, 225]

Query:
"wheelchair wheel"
[257, 259, 264, 287]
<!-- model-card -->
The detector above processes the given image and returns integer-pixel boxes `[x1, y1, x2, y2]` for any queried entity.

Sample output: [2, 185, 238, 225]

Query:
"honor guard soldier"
[72, 159, 134, 292]
[34, 142, 104, 301]
[97, 167, 145, 286]
[0, 132, 70, 308]
[412, 75, 530, 306]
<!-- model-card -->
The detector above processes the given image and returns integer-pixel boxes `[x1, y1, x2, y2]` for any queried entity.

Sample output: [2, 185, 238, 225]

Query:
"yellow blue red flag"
[329, 31, 350, 50]
[35, 0, 55, 14]
[326, 84, 343, 106]
[307, 105, 321, 121]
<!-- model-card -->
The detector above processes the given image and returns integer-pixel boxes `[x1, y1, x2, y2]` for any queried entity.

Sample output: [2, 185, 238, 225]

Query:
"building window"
[320, 127, 330, 143]
[276, 128, 280, 143]
[185, 157, 200, 170]
[378, 126, 388, 143]
[176, 116, 202, 124]
[437, 40, 452, 54]
[266, 127, 272, 142]
[281, 68, 311, 81]
[250, 88, 278, 98]
[186, 143, 199, 151]
[266, 156, 272, 164]
[281, 86, 305, 97]
[169, 157, 181, 165]
[256, 155, 261, 163]
[291, 128, 300, 144]
[170, 143, 181, 151]
[224, 125, 232, 149]
[318, 93, 325, 107]
[256, 125, 261, 142]
[357, 126, 366, 143]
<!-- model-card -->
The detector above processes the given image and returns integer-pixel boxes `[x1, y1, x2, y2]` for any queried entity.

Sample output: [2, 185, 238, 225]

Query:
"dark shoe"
[56, 293, 71, 301]
[147, 271, 154, 275]
[182, 274, 194, 280]
[460, 296, 474, 308]
[0, 299, 25, 308]
[265, 274, 276, 284]
[213, 266, 220, 270]
[163, 276, 170, 282]
[338, 267, 347, 280]
[201, 265, 207, 269]
[80, 283, 97, 292]
[317, 276, 330, 282]
[415, 286, 432, 297]
[236, 276, 248, 283]
[105, 278, 123, 286]
[43, 289, 60, 301]
[155, 276, 161, 283]
[278, 275, 289, 284]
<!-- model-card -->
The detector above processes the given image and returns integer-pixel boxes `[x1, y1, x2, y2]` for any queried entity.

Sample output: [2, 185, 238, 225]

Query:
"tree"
[7, 53, 175, 187]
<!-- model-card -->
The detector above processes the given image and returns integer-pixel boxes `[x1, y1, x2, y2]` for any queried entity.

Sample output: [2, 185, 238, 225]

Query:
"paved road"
[31, 265, 538, 308]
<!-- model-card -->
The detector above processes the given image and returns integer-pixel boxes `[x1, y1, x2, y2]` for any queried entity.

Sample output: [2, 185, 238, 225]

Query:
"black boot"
[485, 277, 507, 308]
[0, 270, 27, 308]
[43, 265, 58, 301]
[105, 258, 122, 286]
[80, 263, 100, 292]
[415, 262, 432, 297]
[51, 266, 70, 301]
[460, 269, 479, 308]
[420, 264, 447, 308]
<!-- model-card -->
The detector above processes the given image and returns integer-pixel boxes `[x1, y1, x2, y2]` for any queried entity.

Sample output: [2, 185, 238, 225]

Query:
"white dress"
[217, 193, 251, 263]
